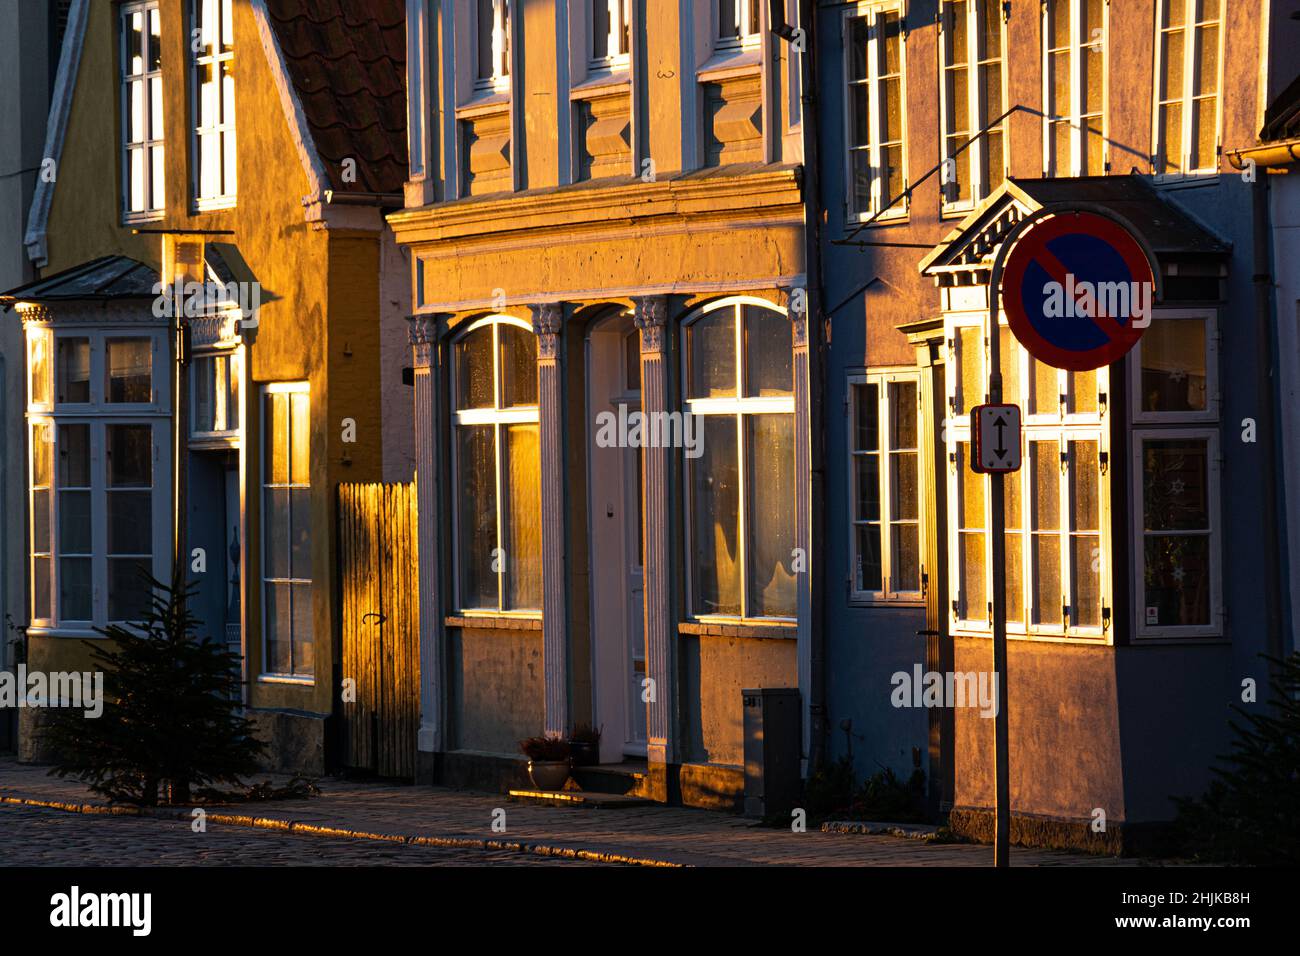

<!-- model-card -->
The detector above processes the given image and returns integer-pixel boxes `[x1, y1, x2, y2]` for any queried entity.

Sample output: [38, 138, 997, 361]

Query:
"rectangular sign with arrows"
[971, 404, 1022, 474]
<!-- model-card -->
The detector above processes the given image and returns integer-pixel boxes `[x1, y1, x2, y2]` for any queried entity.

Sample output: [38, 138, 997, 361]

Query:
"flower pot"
[527, 759, 570, 791]
[569, 741, 599, 767]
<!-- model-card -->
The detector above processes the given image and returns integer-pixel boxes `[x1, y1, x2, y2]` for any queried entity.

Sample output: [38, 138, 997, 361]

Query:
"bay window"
[684, 299, 795, 621]
[120, 0, 164, 219]
[1154, 0, 1223, 175]
[27, 327, 167, 630]
[476, 0, 511, 93]
[262, 383, 313, 677]
[849, 370, 922, 603]
[939, 0, 1006, 212]
[947, 319, 1110, 639]
[844, 3, 907, 222]
[192, 0, 236, 205]
[452, 317, 541, 613]
[1130, 311, 1221, 636]
[1042, 0, 1106, 177]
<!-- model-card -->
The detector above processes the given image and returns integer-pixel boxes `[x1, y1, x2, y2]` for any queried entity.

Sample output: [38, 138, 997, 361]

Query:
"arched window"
[452, 316, 541, 613]
[682, 298, 796, 620]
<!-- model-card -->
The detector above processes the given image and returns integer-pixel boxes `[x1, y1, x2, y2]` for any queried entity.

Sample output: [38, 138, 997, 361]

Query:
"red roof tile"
[265, 0, 408, 196]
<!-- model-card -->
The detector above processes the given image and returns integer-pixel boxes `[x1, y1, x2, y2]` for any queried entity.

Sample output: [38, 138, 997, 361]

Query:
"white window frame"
[191, 0, 237, 208]
[1041, 0, 1108, 177]
[716, 0, 763, 54]
[120, 0, 165, 221]
[1130, 427, 1223, 639]
[260, 381, 313, 681]
[1129, 309, 1220, 425]
[843, 1, 909, 224]
[1151, 0, 1225, 177]
[474, 0, 512, 94]
[847, 368, 924, 606]
[681, 297, 797, 624]
[190, 348, 243, 441]
[944, 312, 1112, 642]
[588, 0, 631, 75]
[938, 0, 1008, 215]
[450, 315, 541, 616]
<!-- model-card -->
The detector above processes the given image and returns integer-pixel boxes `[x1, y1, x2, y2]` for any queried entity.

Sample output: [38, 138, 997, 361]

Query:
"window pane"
[108, 558, 153, 622]
[265, 581, 292, 673]
[290, 391, 310, 485]
[718, 0, 738, 39]
[746, 414, 796, 617]
[958, 325, 982, 412]
[457, 424, 498, 609]
[998, 329, 1020, 408]
[592, 0, 610, 58]
[33, 556, 51, 620]
[57, 338, 91, 403]
[854, 383, 878, 451]
[456, 326, 494, 409]
[195, 357, 215, 432]
[856, 453, 880, 521]
[1141, 317, 1207, 412]
[29, 332, 49, 406]
[889, 381, 917, 449]
[504, 422, 542, 610]
[264, 487, 289, 579]
[1004, 531, 1024, 623]
[108, 491, 152, 554]
[60, 557, 93, 621]
[1072, 536, 1101, 627]
[1031, 357, 1058, 415]
[1031, 441, 1061, 625]
[691, 416, 740, 615]
[290, 487, 311, 580]
[60, 491, 92, 554]
[624, 329, 641, 391]
[856, 524, 882, 592]
[33, 489, 51, 556]
[59, 424, 91, 488]
[1143, 534, 1210, 626]
[1067, 368, 1097, 414]
[477, 0, 496, 78]
[688, 309, 737, 398]
[106, 338, 152, 403]
[33, 422, 52, 490]
[743, 306, 792, 396]
[292, 582, 314, 675]
[892, 521, 920, 593]
[849, 16, 868, 81]
[1142, 439, 1208, 531]
[266, 391, 288, 484]
[499, 323, 538, 408]
[107, 424, 152, 487]
[956, 442, 985, 621]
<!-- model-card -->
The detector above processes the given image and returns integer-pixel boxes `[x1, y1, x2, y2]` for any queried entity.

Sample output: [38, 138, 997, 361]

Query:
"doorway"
[586, 313, 647, 762]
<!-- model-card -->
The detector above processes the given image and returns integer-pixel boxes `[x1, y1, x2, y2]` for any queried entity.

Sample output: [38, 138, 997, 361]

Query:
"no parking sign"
[1001, 211, 1157, 372]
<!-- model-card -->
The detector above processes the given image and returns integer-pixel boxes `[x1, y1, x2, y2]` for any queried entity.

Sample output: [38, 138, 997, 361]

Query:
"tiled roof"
[264, 0, 408, 196]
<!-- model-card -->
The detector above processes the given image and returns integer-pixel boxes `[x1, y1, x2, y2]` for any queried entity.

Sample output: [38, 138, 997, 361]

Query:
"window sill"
[571, 70, 631, 100]
[257, 674, 315, 686]
[848, 210, 909, 228]
[458, 90, 511, 119]
[445, 614, 542, 632]
[848, 598, 926, 609]
[678, 620, 797, 640]
[951, 627, 1111, 646]
[22, 626, 106, 640]
[697, 48, 762, 83]
[122, 210, 165, 226]
[193, 197, 237, 213]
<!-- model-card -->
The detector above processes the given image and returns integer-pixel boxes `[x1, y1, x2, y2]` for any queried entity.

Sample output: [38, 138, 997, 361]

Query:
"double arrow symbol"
[992, 413, 1009, 461]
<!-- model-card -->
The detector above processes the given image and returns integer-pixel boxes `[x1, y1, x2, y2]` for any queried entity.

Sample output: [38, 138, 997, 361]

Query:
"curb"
[0, 793, 686, 868]
[821, 820, 939, 841]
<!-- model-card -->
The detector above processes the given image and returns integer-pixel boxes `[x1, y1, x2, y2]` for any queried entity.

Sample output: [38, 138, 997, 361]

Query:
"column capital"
[633, 295, 669, 354]
[408, 314, 439, 366]
[529, 302, 564, 359]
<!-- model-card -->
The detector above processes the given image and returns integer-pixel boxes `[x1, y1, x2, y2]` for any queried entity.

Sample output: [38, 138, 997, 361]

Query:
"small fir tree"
[46, 572, 266, 805]
[1174, 652, 1300, 864]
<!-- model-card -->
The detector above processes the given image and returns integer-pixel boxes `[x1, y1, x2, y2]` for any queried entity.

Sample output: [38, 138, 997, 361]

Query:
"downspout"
[1251, 172, 1287, 665]
[777, 0, 828, 769]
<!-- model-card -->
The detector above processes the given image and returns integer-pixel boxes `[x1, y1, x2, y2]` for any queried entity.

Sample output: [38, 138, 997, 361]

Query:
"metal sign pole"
[986, 281, 1010, 868]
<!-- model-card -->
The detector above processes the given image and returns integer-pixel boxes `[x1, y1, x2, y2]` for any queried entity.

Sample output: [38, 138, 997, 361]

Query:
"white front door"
[587, 317, 647, 761]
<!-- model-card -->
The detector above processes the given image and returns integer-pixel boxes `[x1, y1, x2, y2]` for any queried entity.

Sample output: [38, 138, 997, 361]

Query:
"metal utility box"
[742, 688, 802, 818]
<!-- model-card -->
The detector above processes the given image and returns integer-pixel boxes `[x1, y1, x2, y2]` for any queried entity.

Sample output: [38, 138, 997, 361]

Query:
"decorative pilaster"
[409, 315, 443, 755]
[531, 303, 568, 738]
[782, 286, 814, 773]
[634, 295, 677, 769]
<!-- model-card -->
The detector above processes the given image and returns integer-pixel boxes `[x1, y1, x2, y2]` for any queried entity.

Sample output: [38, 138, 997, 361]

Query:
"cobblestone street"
[0, 759, 1141, 867]
[0, 804, 612, 866]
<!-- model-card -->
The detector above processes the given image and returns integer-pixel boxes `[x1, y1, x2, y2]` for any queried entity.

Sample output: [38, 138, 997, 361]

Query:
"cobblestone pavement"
[0, 804, 613, 866]
[0, 759, 1140, 867]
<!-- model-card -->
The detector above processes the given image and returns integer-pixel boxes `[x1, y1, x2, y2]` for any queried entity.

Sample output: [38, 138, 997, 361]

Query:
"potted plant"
[568, 723, 602, 767]
[519, 734, 571, 791]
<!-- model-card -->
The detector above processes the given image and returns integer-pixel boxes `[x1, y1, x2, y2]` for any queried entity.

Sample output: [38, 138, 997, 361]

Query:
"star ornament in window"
[1168, 368, 1187, 384]
[1169, 479, 1186, 496]
[1171, 566, 1186, 584]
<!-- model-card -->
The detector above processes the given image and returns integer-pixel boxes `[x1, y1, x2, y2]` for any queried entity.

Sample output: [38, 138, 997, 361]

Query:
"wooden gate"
[338, 482, 419, 778]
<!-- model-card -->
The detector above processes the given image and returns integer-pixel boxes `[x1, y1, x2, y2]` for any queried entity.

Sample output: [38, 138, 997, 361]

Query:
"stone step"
[507, 788, 655, 809]
[571, 761, 649, 797]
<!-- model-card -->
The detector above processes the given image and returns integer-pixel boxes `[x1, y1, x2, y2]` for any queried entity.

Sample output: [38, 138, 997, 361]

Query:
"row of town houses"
[1, 0, 1298, 849]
